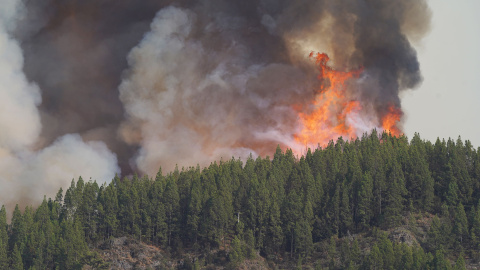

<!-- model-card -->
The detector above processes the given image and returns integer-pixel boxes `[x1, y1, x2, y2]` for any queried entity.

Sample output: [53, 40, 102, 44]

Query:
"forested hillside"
[1, 131, 480, 269]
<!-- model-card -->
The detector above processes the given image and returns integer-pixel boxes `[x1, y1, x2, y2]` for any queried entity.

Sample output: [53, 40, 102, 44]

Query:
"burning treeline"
[0, 0, 430, 207]
[294, 52, 403, 149]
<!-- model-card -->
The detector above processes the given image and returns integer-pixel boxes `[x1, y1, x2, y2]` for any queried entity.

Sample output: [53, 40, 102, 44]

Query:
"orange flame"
[381, 104, 403, 136]
[294, 52, 402, 148]
[294, 52, 363, 147]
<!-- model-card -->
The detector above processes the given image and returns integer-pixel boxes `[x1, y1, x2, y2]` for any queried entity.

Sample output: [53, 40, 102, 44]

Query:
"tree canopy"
[1, 131, 479, 269]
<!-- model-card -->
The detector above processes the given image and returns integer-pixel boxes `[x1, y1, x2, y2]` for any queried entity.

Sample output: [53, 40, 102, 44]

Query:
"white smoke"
[0, 1, 119, 209]
[0, 4, 41, 152]
[118, 1, 430, 175]
[119, 7, 248, 173]
[0, 135, 119, 207]
[0, 0, 431, 207]
[119, 6, 309, 174]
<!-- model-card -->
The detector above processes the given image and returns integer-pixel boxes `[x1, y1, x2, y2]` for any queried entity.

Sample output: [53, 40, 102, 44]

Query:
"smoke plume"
[0, 0, 119, 210]
[0, 0, 431, 205]
[119, 0, 431, 174]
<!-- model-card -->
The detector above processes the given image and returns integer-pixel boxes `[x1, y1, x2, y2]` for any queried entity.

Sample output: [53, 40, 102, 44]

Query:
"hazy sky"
[402, 0, 480, 147]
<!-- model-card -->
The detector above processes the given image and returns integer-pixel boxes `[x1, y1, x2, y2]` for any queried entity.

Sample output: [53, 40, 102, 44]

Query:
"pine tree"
[186, 176, 202, 245]
[446, 180, 460, 207]
[378, 233, 394, 269]
[327, 236, 337, 268]
[427, 215, 443, 250]
[80, 181, 100, 243]
[283, 189, 302, 257]
[0, 206, 8, 269]
[294, 218, 313, 259]
[11, 243, 23, 270]
[101, 182, 118, 238]
[452, 137, 473, 203]
[329, 183, 341, 236]
[154, 202, 168, 247]
[401, 244, 413, 270]
[470, 200, 480, 248]
[10, 204, 25, 251]
[433, 248, 449, 270]
[454, 253, 466, 270]
[228, 236, 244, 267]
[339, 183, 353, 236]
[453, 203, 468, 244]
[372, 151, 387, 224]
[163, 175, 179, 247]
[339, 239, 351, 268]
[351, 238, 360, 266]
[244, 229, 256, 259]
[430, 139, 449, 201]
[368, 244, 383, 270]
[406, 135, 434, 211]
[217, 171, 234, 249]
[357, 172, 373, 230]
[412, 245, 428, 270]
[265, 194, 283, 257]
[384, 159, 406, 227]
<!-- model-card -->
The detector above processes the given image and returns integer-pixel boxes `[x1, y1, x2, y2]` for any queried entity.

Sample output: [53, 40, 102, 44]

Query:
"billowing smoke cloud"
[0, 135, 119, 208]
[119, 0, 431, 174]
[0, 0, 119, 209]
[1, 0, 42, 151]
[0, 0, 431, 199]
[16, 0, 173, 172]
[118, 6, 317, 173]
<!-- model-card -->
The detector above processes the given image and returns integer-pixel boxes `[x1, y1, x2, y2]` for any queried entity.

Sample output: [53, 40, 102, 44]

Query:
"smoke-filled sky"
[403, 0, 480, 147]
[0, 0, 478, 208]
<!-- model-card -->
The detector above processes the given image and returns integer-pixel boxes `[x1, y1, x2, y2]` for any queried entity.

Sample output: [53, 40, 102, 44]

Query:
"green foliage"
[471, 200, 480, 248]
[11, 244, 23, 270]
[433, 248, 449, 270]
[454, 253, 466, 270]
[228, 236, 244, 267]
[244, 229, 256, 259]
[453, 203, 468, 245]
[0, 206, 8, 269]
[367, 243, 383, 270]
[0, 131, 477, 267]
[378, 233, 394, 269]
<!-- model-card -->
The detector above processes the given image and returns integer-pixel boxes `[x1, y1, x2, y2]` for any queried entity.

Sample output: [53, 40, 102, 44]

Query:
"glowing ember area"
[294, 52, 403, 148]
[294, 52, 363, 147]
[382, 104, 403, 136]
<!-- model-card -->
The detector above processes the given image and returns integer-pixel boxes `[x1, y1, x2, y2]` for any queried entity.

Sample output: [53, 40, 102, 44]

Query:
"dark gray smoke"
[16, 0, 174, 172]
[0, 0, 431, 201]
[0, 0, 119, 210]
[118, 0, 431, 173]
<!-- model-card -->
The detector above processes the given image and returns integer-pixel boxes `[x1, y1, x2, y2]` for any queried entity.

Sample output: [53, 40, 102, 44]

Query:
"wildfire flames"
[294, 52, 403, 148]
[381, 104, 403, 136]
